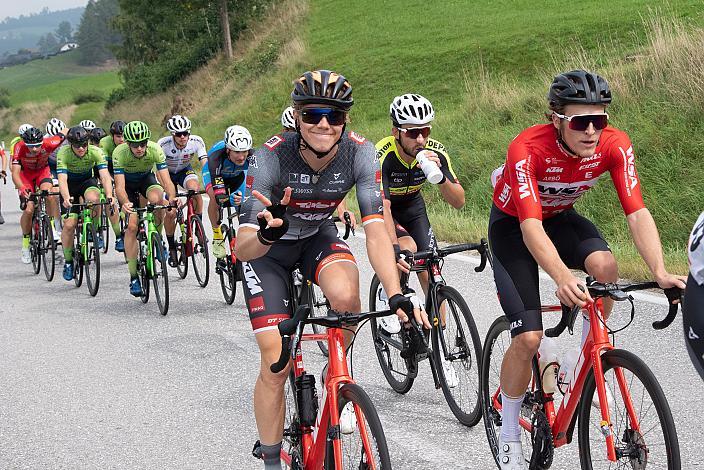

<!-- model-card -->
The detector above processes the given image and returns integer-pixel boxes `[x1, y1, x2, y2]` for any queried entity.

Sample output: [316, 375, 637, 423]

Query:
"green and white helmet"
[123, 121, 151, 142]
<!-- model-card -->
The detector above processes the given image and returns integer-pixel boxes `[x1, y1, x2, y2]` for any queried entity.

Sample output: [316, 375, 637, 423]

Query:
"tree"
[55, 21, 73, 44]
[220, 0, 232, 59]
[37, 33, 59, 55]
[76, 0, 121, 65]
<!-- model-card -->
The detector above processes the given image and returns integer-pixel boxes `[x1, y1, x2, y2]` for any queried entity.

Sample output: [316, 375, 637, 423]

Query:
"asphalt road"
[0, 182, 702, 469]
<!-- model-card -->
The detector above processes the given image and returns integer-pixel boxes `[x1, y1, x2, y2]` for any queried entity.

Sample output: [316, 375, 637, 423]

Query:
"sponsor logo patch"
[249, 296, 265, 313]
[264, 135, 283, 150]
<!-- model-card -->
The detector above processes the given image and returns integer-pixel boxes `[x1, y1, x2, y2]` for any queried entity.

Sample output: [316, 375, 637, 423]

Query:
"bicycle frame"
[490, 298, 636, 460]
[176, 191, 203, 257]
[134, 206, 163, 277]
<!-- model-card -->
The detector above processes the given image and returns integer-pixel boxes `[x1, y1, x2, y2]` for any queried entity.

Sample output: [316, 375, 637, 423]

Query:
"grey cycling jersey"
[689, 211, 704, 286]
[239, 130, 384, 240]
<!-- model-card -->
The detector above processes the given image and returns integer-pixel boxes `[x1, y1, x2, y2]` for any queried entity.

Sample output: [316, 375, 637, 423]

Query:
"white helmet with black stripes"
[45, 117, 66, 136]
[389, 93, 435, 126]
[166, 114, 192, 134]
[224, 125, 253, 152]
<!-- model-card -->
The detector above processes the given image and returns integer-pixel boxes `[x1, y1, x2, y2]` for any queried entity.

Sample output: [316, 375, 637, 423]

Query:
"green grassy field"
[7, 0, 702, 278]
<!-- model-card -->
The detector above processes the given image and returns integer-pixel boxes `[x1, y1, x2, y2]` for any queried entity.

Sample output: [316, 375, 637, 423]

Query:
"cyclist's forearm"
[114, 178, 129, 206]
[521, 218, 573, 284]
[365, 222, 402, 298]
[99, 170, 114, 199]
[627, 208, 668, 279]
[233, 226, 270, 261]
[11, 165, 23, 189]
[58, 175, 70, 202]
[438, 181, 465, 209]
[382, 199, 399, 245]
[159, 170, 177, 200]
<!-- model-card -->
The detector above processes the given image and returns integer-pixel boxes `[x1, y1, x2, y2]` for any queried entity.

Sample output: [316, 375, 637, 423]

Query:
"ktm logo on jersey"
[264, 135, 283, 150]
[349, 131, 366, 144]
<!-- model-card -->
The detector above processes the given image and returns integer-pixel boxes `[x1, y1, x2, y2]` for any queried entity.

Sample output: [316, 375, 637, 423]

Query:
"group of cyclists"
[4, 67, 704, 469]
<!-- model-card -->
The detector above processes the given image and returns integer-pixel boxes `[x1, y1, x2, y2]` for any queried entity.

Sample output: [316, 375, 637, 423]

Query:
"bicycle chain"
[530, 409, 554, 469]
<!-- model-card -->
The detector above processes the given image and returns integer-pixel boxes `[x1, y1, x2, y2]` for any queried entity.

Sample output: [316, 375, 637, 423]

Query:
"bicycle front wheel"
[309, 283, 329, 357]
[577, 348, 680, 470]
[40, 214, 55, 281]
[73, 228, 84, 288]
[175, 221, 188, 279]
[100, 208, 110, 254]
[325, 383, 391, 470]
[431, 285, 482, 427]
[84, 221, 101, 297]
[369, 274, 415, 394]
[31, 214, 41, 274]
[190, 216, 210, 287]
[150, 232, 169, 315]
[282, 371, 303, 469]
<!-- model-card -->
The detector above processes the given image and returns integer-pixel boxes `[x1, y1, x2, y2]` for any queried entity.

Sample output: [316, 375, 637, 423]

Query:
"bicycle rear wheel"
[369, 274, 415, 394]
[175, 221, 188, 279]
[31, 214, 41, 274]
[40, 214, 55, 281]
[577, 348, 680, 470]
[190, 216, 209, 287]
[150, 232, 169, 315]
[431, 285, 482, 427]
[100, 207, 110, 254]
[324, 383, 391, 469]
[84, 221, 101, 296]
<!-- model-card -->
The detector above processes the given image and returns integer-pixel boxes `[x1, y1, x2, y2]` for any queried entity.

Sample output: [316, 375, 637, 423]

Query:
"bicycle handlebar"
[176, 189, 207, 198]
[332, 212, 355, 240]
[544, 277, 683, 338]
[412, 238, 491, 273]
[133, 203, 173, 213]
[269, 305, 395, 373]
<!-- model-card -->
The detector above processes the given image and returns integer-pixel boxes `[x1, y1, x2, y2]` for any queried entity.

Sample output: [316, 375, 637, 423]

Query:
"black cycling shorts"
[391, 196, 436, 253]
[241, 221, 356, 334]
[683, 274, 704, 382]
[489, 204, 610, 337]
[169, 166, 198, 189]
[124, 174, 161, 208]
[66, 178, 100, 216]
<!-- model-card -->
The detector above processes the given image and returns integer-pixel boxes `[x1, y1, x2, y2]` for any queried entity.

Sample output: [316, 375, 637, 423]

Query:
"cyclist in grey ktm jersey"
[685, 211, 704, 381]
[236, 70, 429, 470]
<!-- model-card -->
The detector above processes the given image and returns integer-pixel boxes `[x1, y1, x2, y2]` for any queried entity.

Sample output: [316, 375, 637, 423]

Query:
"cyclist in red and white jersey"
[488, 70, 685, 469]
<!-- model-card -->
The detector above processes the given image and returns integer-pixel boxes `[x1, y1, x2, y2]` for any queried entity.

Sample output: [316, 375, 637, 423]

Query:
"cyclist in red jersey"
[11, 127, 64, 264]
[488, 70, 686, 469]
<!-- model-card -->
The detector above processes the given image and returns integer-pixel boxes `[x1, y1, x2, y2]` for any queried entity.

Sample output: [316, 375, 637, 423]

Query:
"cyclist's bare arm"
[234, 188, 291, 262]
[521, 217, 590, 307]
[438, 177, 465, 209]
[11, 163, 23, 189]
[58, 174, 71, 208]
[114, 174, 130, 210]
[157, 167, 177, 203]
[626, 208, 686, 289]
[97, 168, 114, 201]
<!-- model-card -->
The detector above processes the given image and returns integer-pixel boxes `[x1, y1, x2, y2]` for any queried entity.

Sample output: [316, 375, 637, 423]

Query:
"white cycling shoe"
[53, 229, 61, 243]
[21, 247, 31, 264]
[378, 314, 401, 334]
[592, 380, 615, 410]
[340, 402, 357, 435]
[497, 437, 527, 470]
[440, 354, 459, 388]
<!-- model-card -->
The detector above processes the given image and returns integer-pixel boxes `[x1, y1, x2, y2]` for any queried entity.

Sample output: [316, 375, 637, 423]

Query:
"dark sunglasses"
[300, 108, 347, 126]
[72, 141, 89, 148]
[128, 140, 148, 149]
[554, 112, 609, 131]
[398, 126, 432, 139]
[173, 131, 190, 138]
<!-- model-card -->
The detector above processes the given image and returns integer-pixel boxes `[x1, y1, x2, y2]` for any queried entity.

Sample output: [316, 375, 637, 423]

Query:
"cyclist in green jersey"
[99, 120, 127, 252]
[57, 126, 117, 280]
[113, 121, 178, 296]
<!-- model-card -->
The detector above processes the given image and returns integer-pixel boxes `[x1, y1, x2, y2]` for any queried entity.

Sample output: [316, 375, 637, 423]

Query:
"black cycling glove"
[257, 202, 289, 245]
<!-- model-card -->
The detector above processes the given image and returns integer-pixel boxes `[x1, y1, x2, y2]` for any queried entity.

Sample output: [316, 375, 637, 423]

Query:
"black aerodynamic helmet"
[66, 125, 91, 145]
[21, 127, 44, 146]
[109, 120, 126, 135]
[291, 70, 354, 111]
[548, 70, 612, 107]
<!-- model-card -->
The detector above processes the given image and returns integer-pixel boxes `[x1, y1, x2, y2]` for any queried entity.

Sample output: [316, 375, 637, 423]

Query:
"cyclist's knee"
[585, 251, 618, 282]
[510, 330, 543, 359]
[327, 291, 361, 314]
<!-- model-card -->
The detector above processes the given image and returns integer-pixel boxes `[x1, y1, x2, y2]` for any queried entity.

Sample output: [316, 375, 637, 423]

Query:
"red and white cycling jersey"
[491, 124, 645, 222]
[11, 135, 63, 172]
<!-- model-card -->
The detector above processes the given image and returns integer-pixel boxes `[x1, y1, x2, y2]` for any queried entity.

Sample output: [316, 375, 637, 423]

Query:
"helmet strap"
[296, 122, 346, 159]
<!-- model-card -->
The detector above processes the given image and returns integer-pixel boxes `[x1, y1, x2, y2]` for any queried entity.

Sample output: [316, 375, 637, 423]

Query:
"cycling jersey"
[689, 212, 704, 286]
[112, 141, 167, 184]
[44, 133, 68, 165]
[12, 135, 63, 171]
[239, 131, 384, 240]
[9, 136, 21, 156]
[376, 136, 458, 202]
[491, 124, 645, 221]
[56, 145, 108, 182]
[202, 140, 248, 194]
[157, 134, 207, 174]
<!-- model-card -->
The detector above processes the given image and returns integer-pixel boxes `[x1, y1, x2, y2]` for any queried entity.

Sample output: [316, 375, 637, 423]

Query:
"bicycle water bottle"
[537, 337, 559, 394]
[295, 373, 319, 427]
[558, 348, 580, 394]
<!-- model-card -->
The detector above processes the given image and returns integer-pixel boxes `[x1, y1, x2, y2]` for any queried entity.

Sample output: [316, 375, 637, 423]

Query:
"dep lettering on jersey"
[492, 124, 645, 221]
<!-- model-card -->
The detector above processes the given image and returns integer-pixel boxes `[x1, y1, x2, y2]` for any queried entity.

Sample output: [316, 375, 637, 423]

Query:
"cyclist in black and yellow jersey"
[375, 94, 465, 336]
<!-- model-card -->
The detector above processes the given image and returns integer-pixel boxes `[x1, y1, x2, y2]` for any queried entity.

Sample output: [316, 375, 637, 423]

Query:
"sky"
[2, 0, 88, 22]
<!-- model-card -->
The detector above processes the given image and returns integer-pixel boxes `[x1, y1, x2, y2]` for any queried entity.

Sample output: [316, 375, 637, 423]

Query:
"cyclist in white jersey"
[45, 117, 69, 240]
[159, 115, 208, 266]
[685, 212, 704, 381]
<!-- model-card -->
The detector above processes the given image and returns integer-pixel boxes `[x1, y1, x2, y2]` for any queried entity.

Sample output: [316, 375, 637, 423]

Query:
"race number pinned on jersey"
[264, 135, 283, 150]
[349, 131, 366, 144]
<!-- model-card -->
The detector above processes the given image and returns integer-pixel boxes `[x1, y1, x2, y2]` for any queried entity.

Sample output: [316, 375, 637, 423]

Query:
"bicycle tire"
[481, 315, 513, 469]
[31, 214, 41, 274]
[41, 214, 55, 281]
[369, 274, 415, 394]
[100, 208, 110, 254]
[431, 285, 482, 427]
[308, 283, 329, 357]
[175, 221, 188, 279]
[84, 221, 100, 297]
[282, 371, 303, 469]
[219, 227, 236, 305]
[577, 348, 681, 470]
[151, 232, 169, 315]
[190, 216, 210, 287]
[73, 227, 84, 288]
[324, 383, 391, 470]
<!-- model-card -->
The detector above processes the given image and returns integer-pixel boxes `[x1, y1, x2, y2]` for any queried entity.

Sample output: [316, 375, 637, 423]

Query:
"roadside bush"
[0, 88, 10, 108]
[73, 91, 104, 104]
